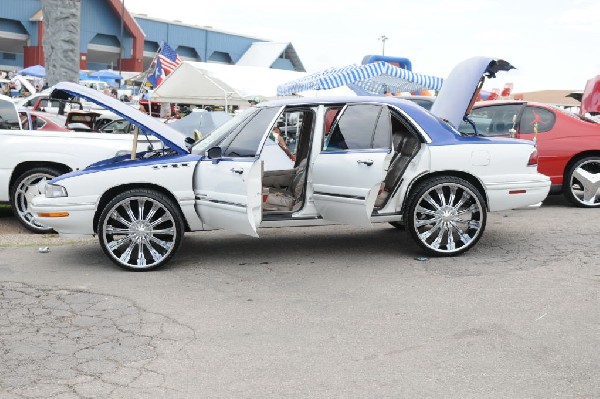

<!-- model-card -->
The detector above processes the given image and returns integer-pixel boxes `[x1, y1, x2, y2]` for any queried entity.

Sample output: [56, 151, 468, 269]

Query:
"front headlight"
[45, 184, 68, 198]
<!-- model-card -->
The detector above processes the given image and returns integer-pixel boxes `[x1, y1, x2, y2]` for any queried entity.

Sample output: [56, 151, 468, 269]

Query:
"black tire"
[10, 166, 62, 234]
[98, 189, 185, 271]
[389, 221, 405, 230]
[405, 176, 487, 256]
[563, 156, 600, 207]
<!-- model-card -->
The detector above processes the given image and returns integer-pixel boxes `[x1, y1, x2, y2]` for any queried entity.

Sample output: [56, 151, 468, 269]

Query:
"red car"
[18, 110, 69, 131]
[459, 100, 600, 207]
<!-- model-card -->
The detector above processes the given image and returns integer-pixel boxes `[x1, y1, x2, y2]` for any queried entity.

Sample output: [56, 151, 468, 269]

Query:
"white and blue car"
[31, 57, 551, 270]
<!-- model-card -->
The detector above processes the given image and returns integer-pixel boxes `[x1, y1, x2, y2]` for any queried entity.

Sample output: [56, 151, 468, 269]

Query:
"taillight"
[527, 149, 539, 166]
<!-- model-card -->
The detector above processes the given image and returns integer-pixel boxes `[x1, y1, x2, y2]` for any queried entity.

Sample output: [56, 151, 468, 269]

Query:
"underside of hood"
[51, 82, 189, 154]
[430, 57, 515, 128]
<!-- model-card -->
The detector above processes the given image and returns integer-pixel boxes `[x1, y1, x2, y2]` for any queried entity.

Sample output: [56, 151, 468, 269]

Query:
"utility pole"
[378, 35, 388, 56]
[118, 0, 125, 85]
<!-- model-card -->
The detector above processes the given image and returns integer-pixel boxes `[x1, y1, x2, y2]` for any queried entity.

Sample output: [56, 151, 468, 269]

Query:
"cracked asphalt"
[0, 195, 599, 398]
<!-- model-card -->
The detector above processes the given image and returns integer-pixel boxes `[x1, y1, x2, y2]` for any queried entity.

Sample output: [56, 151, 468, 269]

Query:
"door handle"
[230, 168, 244, 174]
[357, 159, 374, 166]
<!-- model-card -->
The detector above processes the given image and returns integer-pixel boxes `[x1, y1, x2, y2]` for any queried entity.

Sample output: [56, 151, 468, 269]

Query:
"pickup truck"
[0, 93, 161, 233]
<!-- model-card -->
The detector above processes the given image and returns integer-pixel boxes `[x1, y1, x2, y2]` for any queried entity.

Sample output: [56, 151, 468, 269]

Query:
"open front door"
[311, 104, 391, 227]
[194, 158, 263, 236]
[192, 105, 283, 236]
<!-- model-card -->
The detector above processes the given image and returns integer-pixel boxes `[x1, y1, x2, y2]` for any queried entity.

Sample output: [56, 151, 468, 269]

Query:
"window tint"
[33, 116, 47, 129]
[191, 108, 257, 155]
[324, 104, 387, 151]
[102, 120, 131, 134]
[372, 106, 391, 148]
[520, 106, 556, 133]
[460, 104, 523, 136]
[222, 107, 280, 157]
[0, 99, 20, 130]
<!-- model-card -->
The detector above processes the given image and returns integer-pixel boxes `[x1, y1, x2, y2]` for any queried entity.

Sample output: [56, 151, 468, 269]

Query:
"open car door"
[193, 106, 282, 236]
[311, 104, 392, 227]
[194, 156, 263, 237]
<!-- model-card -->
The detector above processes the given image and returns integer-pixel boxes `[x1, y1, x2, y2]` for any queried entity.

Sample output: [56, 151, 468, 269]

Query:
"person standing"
[9, 78, 21, 98]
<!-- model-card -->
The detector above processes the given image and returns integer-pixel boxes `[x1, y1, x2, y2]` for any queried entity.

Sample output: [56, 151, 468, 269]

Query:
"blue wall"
[134, 17, 262, 64]
[0, 0, 294, 71]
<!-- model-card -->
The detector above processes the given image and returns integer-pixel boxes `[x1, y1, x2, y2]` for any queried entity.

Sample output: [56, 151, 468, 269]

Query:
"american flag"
[157, 42, 182, 75]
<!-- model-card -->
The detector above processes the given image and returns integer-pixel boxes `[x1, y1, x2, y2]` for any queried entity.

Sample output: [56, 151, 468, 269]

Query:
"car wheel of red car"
[564, 156, 600, 207]
[10, 167, 62, 234]
[406, 176, 487, 256]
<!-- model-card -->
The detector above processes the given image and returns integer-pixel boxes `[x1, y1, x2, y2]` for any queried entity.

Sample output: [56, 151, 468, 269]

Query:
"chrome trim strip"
[313, 191, 366, 201]
[196, 197, 246, 208]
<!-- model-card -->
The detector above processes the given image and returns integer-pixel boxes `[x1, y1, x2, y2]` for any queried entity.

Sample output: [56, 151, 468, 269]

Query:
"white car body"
[31, 57, 551, 270]
[0, 92, 162, 232]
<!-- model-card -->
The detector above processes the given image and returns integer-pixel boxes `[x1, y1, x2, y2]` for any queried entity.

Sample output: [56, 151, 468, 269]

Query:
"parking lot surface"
[0, 196, 599, 398]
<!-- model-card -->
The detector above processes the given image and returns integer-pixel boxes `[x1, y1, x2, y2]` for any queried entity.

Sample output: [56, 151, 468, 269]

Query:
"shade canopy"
[18, 64, 46, 77]
[79, 71, 90, 80]
[277, 61, 444, 96]
[151, 61, 306, 106]
[89, 70, 123, 80]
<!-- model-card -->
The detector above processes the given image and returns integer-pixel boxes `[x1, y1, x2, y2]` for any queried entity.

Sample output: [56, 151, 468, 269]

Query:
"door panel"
[312, 150, 389, 227]
[194, 158, 262, 236]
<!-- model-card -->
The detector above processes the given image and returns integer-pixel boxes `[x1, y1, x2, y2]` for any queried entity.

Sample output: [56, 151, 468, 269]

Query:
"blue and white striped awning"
[276, 61, 444, 96]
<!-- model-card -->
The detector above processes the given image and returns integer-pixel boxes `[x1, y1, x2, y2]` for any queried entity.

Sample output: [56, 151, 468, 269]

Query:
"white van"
[80, 80, 107, 92]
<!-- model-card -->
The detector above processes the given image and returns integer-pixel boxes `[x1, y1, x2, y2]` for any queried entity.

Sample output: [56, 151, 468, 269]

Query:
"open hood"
[51, 82, 189, 154]
[430, 57, 515, 128]
[581, 75, 600, 115]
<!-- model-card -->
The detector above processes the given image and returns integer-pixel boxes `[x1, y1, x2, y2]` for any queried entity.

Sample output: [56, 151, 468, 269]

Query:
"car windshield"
[190, 107, 258, 155]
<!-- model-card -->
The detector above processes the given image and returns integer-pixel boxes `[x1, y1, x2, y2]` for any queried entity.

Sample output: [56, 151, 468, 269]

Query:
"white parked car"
[32, 57, 551, 270]
[0, 93, 162, 233]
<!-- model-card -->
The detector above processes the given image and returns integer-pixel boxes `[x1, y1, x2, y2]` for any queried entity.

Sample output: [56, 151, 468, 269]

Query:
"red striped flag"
[157, 42, 182, 75]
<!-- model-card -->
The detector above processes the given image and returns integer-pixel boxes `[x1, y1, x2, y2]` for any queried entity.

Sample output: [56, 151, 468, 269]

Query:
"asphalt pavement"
[0, 195, 598, 398]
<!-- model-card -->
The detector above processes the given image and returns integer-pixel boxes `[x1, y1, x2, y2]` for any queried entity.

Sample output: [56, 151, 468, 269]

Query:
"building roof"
[237, 42, 305, 72]
[130, 13, 265, 40]
[513, 89, 581, 106]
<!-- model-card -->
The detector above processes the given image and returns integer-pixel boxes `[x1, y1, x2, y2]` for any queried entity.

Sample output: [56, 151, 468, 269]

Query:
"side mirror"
[207, 146, 222, 163]
[184, 136, 195, 149]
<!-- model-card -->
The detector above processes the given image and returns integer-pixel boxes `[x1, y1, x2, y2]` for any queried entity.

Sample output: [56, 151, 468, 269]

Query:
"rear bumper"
[484, 174, 551, 212]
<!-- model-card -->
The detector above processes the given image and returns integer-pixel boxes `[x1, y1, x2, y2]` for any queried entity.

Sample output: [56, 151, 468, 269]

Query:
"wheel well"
[562, 151, 600, 181]
[10, 161, 72, 189]
[402, 171, 489, 215]
[92, 183, 191, 233]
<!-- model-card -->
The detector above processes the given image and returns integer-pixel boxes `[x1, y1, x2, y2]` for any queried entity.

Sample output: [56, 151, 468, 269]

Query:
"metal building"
[0, 0, 305, 73]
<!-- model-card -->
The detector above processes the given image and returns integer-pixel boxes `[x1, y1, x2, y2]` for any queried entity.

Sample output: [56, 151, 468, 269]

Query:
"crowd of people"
[1, 70, 47, 98]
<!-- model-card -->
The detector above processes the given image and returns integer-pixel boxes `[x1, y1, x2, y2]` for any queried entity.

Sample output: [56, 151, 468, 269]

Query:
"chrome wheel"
[99, 191, 183, 270]
[565, 158, 600, 207]
[11, 169, 59, 233]
[407, 177, 486, 256]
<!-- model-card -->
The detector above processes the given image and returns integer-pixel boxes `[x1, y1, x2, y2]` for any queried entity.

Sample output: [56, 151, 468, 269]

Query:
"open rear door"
[311, 104, 391, 227]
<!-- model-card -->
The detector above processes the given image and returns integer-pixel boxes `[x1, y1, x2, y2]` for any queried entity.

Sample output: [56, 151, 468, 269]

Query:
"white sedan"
[32, 57, 551, 270]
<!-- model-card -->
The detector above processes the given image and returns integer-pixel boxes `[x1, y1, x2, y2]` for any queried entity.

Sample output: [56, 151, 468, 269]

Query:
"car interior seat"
[264, 158, 308, 211]
[375, 132, 421, 208]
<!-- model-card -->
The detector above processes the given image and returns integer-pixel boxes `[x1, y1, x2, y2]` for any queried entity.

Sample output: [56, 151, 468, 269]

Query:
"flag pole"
[139, 42, 163, 100]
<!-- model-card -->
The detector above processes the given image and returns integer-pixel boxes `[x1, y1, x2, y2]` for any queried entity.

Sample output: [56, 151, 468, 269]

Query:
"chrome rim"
[413, 183, 484, 253]
[14, 173, 53, 231]
[102, 196, 177, 269]
[569, 159, 600, 206]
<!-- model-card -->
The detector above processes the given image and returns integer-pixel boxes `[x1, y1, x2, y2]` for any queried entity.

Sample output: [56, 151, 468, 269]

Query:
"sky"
[123, 0, 600, 93]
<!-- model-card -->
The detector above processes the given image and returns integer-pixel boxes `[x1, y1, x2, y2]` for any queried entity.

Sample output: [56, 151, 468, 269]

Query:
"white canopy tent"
[151, 62, 303, 107]
[150, 62, 355, 108]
